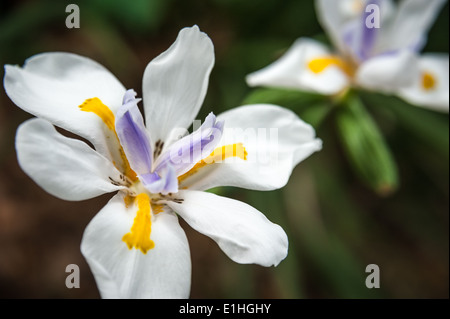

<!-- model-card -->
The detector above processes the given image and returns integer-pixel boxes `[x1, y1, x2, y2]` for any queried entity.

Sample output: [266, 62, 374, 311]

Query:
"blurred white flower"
[247, 0, 448, 112]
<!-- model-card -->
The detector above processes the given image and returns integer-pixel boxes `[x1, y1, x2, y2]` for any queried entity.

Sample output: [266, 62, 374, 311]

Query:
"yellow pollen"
[79, 97, 137, 182]
[308, 56, 354, 77]
[178, 143, 247, 183]
[422, 72, 436, 91]
[122, 193, 155, 254]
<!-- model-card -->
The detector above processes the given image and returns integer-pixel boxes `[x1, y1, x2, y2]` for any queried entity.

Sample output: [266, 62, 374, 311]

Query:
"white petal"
[377, 0, 446, 53]
[166, 190, 288, 267]
[16, 118, 125, 201]
[179, 104, 322, 191]
[355, 50, 419, 93]
[246, 38, 350, 95]
[316, 0, 396, 56]
[315, 0, 356, 52]
[4, 52, 126, 157]
[397, 54, 449, 112]
[142, 25, 214, 147]
[81, 193, 191, 299]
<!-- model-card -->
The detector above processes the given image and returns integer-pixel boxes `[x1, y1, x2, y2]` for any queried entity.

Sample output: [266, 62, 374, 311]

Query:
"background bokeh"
[0, 0, 448, 298]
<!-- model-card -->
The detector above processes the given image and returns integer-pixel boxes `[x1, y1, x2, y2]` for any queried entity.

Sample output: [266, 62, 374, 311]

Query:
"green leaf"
[336, 93, 399, 195]
[360, 91, 449, 161]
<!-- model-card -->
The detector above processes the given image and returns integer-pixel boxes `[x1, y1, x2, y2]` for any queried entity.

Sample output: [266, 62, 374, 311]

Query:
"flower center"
[79, 95, 248, 255]
[79, 97, 137, 182]
[307, 56, 355, 77]
[421, 71, 436, 91]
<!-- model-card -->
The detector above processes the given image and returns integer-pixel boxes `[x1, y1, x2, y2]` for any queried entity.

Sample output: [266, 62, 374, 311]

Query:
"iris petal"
[154, 112, 224, 177]
[115, 89, 153, 176]
[341, 0, 380, 62]
[140, 164, 178, 194]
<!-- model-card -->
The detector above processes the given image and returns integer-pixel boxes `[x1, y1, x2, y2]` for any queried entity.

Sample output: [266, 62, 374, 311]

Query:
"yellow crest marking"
[178, 143, 247, 183]
[308, 56, 354, 77]
[421, 71, 436, 91]
[122, 193, 155, 254]
[79, 97, 137, 181]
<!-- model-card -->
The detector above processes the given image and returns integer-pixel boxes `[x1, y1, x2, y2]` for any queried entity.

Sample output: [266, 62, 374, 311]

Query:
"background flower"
[247, 0, 449, 112]
[0, 0, 448, 298]
[243, 0, 448, 196]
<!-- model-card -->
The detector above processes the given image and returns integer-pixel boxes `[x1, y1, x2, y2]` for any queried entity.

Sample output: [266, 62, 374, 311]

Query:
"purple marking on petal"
[342, 0, 380, 62]
[154, 112, 224, 177]
[342, 25, 356, 54]
[140, 164, 178, 194]
[115, 89, 153, 176]
[140, 172, 163, 193]
[122, 89, 138, 104]
[360, 0, 380, 60]
[141, 171, 160, 184]
[342, 20, 363, 61]
[162, 164, 178, 194]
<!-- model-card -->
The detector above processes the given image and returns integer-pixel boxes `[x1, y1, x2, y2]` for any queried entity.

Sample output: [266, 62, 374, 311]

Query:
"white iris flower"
[4, 26, 322, 298]
[246, 0, 449, 112]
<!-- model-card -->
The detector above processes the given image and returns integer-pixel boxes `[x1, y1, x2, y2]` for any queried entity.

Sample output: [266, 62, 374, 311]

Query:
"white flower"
[246, 0, 449, 112]
[4, 26, 322, 298]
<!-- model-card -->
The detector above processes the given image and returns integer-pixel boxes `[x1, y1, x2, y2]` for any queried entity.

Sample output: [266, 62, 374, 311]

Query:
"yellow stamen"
[308, 56, 354, 77]
[79, 97, 137, 182]
[123, 194, 135, 208]
[152, 204, 164, 215]
[178, 143, 247, 183]
[122, 193, 155, 254]
[422, 71, 436, 91]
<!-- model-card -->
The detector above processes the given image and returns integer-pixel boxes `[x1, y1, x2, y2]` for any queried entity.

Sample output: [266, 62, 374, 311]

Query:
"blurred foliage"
[335, 92, 399, 195]
[0, 0, 448, 299]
